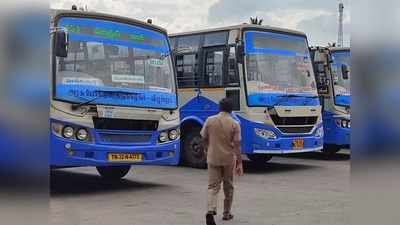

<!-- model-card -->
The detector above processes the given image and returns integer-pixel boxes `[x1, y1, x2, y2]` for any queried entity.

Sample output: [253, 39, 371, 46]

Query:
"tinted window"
[251, 32, 307, 54]
[226, 89, 240, 111]
[204, 32, 228, 47]
[177, 35, 201, 51]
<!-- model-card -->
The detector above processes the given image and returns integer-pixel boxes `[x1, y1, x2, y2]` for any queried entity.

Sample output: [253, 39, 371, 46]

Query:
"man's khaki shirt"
[200, 112, 241, 166]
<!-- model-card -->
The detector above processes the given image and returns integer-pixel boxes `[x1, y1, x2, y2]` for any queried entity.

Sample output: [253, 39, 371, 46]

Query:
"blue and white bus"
[50, 10, 180, 179]
[170, 24, 324, 168]
[310, 47, 350, 154]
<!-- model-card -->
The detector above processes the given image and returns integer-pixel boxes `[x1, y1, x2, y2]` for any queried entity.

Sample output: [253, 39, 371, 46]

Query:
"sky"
[50, 0, 351, 47]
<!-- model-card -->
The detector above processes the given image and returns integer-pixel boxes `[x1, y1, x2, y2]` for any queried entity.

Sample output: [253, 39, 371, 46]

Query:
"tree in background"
[250, 17, 263, 25]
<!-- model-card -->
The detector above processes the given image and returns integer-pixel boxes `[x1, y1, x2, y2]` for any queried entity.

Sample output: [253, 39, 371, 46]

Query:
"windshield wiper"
[70, 90, 142, 110]
[71, 96, 99, 111]
[276, 94, 318, 99]
[94, 89, 142, 96]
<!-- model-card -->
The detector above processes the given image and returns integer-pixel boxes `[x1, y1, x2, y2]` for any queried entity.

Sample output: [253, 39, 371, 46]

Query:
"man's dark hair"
[219, 98, 234, 113]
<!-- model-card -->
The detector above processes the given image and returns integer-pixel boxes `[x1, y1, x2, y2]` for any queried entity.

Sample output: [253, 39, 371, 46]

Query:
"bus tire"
[247, 154, 272, 165]
[322, 144, 341, 155]
[96, 165, 131, 180]
[182, 127, 207, 169]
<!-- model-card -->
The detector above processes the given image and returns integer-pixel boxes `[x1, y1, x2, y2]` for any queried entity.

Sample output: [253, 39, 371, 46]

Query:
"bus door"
[225, 45, 241, 111]
[202, 46, 240, 111]
[202, 46, 227, 105]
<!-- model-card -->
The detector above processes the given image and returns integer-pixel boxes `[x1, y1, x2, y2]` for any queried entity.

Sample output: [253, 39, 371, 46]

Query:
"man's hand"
[235, 161, 244, 176]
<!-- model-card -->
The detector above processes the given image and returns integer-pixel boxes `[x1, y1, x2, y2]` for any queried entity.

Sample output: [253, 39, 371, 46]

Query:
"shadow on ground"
[51, 169, 170, 197]
[242, 160, 320, 174]
[283, 151, 350, 161]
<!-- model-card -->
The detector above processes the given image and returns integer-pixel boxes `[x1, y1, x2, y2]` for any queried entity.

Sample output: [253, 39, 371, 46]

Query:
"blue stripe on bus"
[55, 84, 177, 109]
[244, 31, 308, 56]
[58, 17, 169, 53]
[68, 34, 168, 53]
[247, 93, 320, 106]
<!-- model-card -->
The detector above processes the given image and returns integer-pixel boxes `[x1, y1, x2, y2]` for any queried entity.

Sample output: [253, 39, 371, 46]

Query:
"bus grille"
[270, 115, 318, 126]
[93, 118, 159, 131]
[99, 133, 152, 143]
[277, 126, 314, 134]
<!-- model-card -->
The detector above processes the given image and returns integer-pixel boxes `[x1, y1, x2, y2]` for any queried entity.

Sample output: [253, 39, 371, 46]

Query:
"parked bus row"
[50, 9, 350, 179]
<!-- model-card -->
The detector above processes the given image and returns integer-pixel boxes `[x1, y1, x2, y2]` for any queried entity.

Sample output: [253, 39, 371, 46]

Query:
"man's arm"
[233, 123, 242, 165]
[233, 123, 243, 176]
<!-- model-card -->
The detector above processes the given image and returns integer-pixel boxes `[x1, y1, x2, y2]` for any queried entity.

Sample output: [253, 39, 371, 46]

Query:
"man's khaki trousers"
[207, 163, 235, 214]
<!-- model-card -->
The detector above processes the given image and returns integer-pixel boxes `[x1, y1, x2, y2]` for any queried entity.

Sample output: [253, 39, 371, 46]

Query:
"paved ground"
[50, 151, 350, 225]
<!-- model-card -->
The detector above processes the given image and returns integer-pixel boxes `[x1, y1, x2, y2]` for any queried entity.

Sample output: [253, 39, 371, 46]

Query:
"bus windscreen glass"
[244, 31, 318, 106]
[331, 50, 351, 106]
[54, 17, 177, 109]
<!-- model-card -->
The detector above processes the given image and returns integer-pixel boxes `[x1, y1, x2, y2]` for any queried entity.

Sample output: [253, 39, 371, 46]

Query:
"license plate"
[292, 139, 304, 150]
[97, 106, 115, 118]
[108, 153, 143, 162]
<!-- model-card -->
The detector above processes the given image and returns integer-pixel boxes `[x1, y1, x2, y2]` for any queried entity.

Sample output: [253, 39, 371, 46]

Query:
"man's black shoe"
[206, 213, 216, 225]
[222, 213, 234, 221]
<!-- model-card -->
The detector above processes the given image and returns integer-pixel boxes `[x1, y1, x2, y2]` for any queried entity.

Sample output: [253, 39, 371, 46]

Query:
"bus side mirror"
[341, 64, 349, 80]
[55, 30, 69, 57]
[236, 44, 245, 64]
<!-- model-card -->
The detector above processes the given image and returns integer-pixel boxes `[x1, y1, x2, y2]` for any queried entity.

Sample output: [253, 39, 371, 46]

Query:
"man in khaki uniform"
[200, 98, 243, 225]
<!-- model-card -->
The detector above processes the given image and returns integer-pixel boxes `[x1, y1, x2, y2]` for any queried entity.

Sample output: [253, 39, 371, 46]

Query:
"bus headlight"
[316, 127, 324, 137]
[255, 128, 277, 139]
[169, 129, 179, 140]
[337, 119, 351, 128]
[76, 128, 88, 141]
[62, 126, 74, 139]
[159, 132, 169, 142]
[51, 122, 63, 137]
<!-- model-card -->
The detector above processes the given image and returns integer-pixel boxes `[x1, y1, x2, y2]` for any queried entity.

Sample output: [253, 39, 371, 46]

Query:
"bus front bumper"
[50, 135, 180, 167]
[254, 146, 323, 154]
[251, 135, 323, 154]
[241, 119, 324, 155]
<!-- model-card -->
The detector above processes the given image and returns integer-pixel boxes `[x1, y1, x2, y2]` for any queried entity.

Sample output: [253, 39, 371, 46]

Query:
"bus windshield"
[244, 31, 318, 106]
[331, 50, 351, 106]
[54, 17, 177, 109]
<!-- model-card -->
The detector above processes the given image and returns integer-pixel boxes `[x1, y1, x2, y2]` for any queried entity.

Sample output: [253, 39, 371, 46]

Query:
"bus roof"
[329, 47, 350, 52]
[309, 46, 350, 53]
[169, 23, 307, 38]
[51, 9, 168, 35]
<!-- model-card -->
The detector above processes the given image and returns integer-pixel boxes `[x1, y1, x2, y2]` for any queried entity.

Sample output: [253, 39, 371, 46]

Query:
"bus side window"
[175, 35, 200, 88]
[176, 54, 199, 88]
[203, 49, 224, 87]
[227, 46, 239, 86]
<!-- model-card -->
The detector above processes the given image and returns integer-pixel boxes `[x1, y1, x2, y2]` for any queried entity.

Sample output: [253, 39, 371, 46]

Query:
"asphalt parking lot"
[51, 151, 350, 225]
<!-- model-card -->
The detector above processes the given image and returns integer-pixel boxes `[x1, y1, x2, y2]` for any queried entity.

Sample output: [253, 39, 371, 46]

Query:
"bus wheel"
[247, 154, 272, 165]
[96, 166, 131, 180]
[322, 145, 341, 155]
[182, 127, 207, 169]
